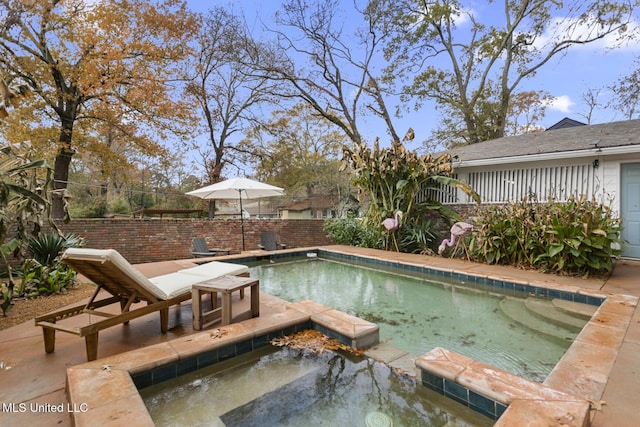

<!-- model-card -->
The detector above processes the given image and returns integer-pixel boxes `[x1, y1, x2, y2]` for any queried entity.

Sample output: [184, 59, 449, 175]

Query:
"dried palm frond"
[271, 329, 364, 356]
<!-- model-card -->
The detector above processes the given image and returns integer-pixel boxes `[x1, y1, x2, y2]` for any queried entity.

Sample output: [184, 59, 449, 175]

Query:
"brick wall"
[6, 208, 479, 267]
[51, 218, 333, 264]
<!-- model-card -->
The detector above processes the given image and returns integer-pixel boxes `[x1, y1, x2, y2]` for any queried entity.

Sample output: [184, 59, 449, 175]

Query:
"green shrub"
[19, 259, 78, 296]
[69, 199, 108, 218]
[467, 199, 542, 266]
[18, 232, 84, 296]
[324, 215, 384, 249]
[467, 196, 623, 277]
[325, 212, 439, 253]
[399, 216, 438, 254]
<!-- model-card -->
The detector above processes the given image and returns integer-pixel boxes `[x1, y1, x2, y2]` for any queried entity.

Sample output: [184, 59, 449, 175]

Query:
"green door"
[621, 163, 640, 258]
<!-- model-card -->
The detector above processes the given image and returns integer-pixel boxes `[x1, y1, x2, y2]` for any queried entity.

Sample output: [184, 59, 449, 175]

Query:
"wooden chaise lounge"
[35, 248, 248, 361]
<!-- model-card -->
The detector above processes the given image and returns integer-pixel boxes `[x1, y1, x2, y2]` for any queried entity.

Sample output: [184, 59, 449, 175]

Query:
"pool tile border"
[316, 249, 607, 306]
[130, 321, 313, 389]
[229, 248, 606, 307]
[416, 347, 591, 425]
[66, 300, 380, 426]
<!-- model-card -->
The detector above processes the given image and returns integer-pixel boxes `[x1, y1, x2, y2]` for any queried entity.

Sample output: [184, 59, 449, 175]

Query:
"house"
[278, 195, 360, 219]
[279, 196, 338, 219]
[443, 118, 640, 258]
[242, 200, 280, 219]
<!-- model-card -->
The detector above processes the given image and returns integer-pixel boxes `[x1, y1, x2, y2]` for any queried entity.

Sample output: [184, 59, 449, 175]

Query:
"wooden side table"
[192, 275, 260, 330]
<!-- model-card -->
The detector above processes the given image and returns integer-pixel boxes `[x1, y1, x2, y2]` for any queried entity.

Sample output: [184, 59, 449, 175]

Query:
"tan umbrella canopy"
[186, 177, 285, 250]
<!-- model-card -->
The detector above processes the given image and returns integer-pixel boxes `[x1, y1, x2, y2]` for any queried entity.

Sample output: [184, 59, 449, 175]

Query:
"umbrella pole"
[239, 192, 245, 251]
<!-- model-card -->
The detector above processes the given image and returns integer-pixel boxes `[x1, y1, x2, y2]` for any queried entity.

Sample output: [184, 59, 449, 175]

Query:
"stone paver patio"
[0, 245, 637, 426]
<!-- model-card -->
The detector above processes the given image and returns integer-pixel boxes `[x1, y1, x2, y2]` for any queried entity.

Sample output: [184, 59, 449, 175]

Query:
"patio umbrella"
[186, 177, 285, 250]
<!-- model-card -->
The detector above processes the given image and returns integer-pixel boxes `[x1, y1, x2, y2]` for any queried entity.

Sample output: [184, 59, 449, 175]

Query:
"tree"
[246, 0, 404, 147]
[579, 87, 605, 124]
[377, 0, 637, 146]
[184, 7, 276, 185]
[503, 90, 551, 135]
[240, 103, 351, 200]
[0, 0, 196, 218]
[610, 62, 640, 120]
[0, 73, 28, 118]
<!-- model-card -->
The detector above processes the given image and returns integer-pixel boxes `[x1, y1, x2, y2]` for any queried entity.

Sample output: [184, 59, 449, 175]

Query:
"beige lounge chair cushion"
[62, 248, 248, 300]
[149, 262, 249, 299]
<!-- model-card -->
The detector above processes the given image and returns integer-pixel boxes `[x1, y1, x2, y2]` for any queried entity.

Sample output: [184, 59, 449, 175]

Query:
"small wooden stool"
[192, 275, 260, 330]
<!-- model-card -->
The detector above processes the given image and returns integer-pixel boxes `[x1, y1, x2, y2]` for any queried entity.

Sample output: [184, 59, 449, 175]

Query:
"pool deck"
[0, 245, 638, 427]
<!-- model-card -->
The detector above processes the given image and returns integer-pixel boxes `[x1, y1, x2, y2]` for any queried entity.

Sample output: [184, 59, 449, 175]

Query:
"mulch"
[0, 282, 96, 331]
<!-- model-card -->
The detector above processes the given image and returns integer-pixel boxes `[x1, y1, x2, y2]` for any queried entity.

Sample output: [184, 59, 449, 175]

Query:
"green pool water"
[251, 257, 585, 382]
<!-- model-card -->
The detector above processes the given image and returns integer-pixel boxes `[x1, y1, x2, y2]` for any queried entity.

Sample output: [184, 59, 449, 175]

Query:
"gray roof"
[545, 117, 586, 130]
[448, 118, 640, 162]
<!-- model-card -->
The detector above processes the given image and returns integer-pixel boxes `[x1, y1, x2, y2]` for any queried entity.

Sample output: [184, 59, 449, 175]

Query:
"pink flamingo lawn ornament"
[382, 211, 403, 251]
[438, 222, 473, 255]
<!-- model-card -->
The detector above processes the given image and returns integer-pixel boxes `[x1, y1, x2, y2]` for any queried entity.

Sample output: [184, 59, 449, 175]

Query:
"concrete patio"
[0, 246, 638, 426]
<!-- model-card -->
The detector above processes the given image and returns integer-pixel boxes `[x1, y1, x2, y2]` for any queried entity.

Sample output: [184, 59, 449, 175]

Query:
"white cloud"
[545, 95, 575, 113]
[452, 6, 474, 27]
[533, 13, 640, 53]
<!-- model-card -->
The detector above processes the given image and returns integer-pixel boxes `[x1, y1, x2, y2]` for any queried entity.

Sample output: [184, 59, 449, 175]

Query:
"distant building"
[278, 195, 359, 219]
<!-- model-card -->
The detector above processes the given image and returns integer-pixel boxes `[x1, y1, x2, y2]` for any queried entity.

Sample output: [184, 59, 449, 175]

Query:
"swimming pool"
[250, 256, 589, 382]
[66, 247, 627, 426]
[141, 345, 493, 427]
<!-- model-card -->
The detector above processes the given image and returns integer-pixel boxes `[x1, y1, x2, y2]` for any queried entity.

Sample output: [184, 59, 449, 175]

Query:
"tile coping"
[65, 248, 638, 426]
[66, 300, 380, 426]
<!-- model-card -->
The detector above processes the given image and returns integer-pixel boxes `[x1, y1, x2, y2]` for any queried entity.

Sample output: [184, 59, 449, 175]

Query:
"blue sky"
[186, 0, 640, 151]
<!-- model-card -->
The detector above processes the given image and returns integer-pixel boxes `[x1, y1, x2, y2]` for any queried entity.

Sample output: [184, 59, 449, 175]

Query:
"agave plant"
[14, 232, 83, 298]
[27, 232, 84, 267]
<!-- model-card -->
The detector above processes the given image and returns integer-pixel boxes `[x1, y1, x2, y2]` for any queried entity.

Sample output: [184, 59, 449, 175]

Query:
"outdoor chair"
[191, 237, 231, 257]
[258, 231, 287, 251]
[35, 248, 248, 361]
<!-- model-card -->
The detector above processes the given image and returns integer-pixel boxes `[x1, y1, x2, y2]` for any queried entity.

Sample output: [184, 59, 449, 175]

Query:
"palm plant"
[0, 142, 53, 314]
[0, 143, 51, 268]
[342, 132, 479, 251]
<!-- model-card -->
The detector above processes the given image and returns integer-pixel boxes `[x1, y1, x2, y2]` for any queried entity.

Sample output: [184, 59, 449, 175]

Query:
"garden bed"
[0, 282, 96, 330]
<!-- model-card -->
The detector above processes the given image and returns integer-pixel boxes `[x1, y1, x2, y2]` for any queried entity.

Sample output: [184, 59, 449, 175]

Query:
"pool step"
[220, 365, 324, 426]
[204, 347, 324, 418]
[551, 298, 597, 320]
[524, 298, 588, 332]
[499, 298, 578, 342]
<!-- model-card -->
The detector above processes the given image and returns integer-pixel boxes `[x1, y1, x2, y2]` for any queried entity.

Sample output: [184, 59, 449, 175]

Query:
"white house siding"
[451, 157, 602, 205]
[602, 159, 621, 214]
[602, 155, 640, 215]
